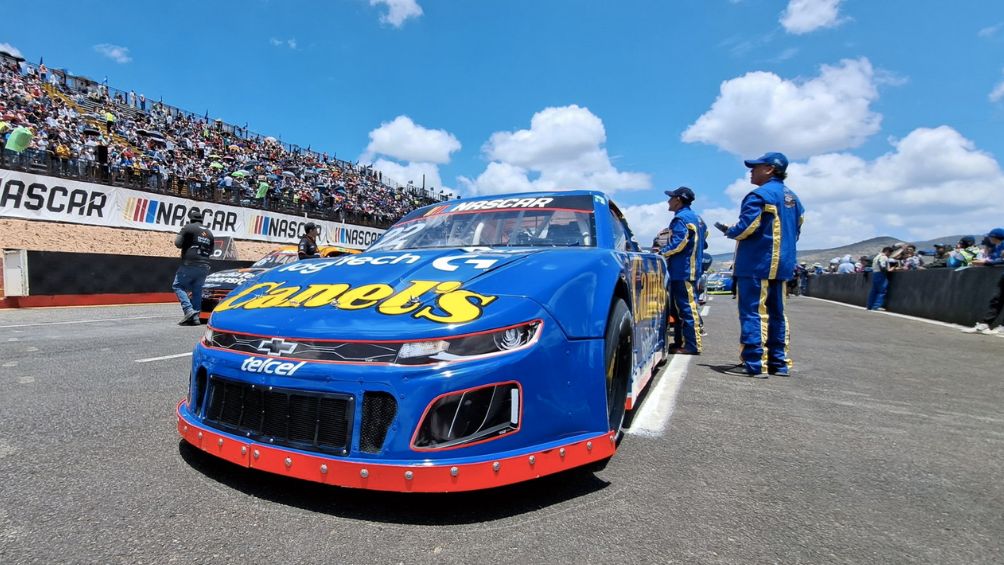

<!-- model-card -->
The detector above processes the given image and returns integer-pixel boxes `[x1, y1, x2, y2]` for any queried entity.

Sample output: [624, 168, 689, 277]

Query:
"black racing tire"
[603, 298, 632, 438]
[585, 299, 632, 474]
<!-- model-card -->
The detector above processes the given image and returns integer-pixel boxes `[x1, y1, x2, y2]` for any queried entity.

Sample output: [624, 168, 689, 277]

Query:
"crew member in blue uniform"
[715, 153, 804, 377]
[659, 187, 705, 355]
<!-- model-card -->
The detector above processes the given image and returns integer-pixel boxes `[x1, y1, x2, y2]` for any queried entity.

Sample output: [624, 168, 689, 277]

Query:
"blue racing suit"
[725, 179, 804, 374]
[660, 205, 705, 353]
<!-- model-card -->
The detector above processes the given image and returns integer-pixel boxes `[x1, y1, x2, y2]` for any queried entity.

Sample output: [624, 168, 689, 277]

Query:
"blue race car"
[705, 271, 734, 295]
[178, 191, 670, 492]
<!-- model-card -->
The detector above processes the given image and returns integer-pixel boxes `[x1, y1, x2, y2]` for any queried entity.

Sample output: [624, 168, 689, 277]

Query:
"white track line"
[801, 296, 968, 330]
[626, 303, 707, 438]
[135, 352, 192, 363]
[627, 354, 692, 437]
[0, 315, 168, 329]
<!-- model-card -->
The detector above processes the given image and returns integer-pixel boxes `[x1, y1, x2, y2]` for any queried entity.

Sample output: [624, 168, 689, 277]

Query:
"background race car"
[199, 245, 358, 321]
[705, 271, 734, 294]
[179, 191, 672, 492]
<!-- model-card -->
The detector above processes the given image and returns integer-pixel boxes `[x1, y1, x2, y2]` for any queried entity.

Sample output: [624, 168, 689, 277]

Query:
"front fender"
[470, 250, 633, 339]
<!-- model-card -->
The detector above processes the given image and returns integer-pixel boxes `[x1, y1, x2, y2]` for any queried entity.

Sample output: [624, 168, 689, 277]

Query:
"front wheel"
[603, 298, 632, 436]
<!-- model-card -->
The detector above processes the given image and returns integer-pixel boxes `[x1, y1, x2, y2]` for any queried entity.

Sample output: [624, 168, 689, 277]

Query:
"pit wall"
[0, 250, 250, 308]
[806, 267, 1003, 327]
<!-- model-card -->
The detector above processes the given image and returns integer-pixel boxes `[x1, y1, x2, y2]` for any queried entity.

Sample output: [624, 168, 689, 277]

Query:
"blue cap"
[744, 152, 789, 172]
[988, 227, 1004, 239]
[664, 186, 695, 203]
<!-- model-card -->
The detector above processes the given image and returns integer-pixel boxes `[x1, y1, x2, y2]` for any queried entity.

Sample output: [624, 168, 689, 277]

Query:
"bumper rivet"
[492, 462, 501, 472]
[320, 464, 328, 474]
[197, 432, 203, 440]
[404, 471, 414, 480]
[586, 441, 593, 451]
[241, 446, 247, 456]
[253, 449, 260, 460]
[217, 438, 224, 447]
[528, 455, 536, 465]
[559, 448, 566, 458]
[284, 457, 292, 468]
[183, 425, 188, 432]
[450, 466, 459, 477]
[360, 469, 369, 478]
[610, 434, 616, 444]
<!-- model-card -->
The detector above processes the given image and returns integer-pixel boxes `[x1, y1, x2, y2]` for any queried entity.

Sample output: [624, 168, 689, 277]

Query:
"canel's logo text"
[214, 280, 496, 324]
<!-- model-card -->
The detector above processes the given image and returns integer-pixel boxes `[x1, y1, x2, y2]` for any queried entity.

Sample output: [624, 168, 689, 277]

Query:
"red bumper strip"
[177, 401, 616, 493]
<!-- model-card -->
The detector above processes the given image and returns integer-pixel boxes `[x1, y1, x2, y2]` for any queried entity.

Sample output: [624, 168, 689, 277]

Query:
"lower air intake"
[360, 392, 398, 453]
[203, 376, 353, 455]
[413, 382, 520, 450]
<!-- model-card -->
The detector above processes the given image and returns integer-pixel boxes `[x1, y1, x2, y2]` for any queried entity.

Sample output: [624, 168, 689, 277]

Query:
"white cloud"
[364, 115, 460, 164]
[269, 38, 297, 49]
[990, 69, 1004, 103]
[629, 126, 1004, 253]
[0, 42, 23, 59]
[370, 0, 423, 28]
[361, 116, 459, 195]
[682, 58, 882, 159]
[459, 105, 651, 196]
[978, 22, 1003, 38]
[93, 43, 132, 64]
[780, 0, 846, 35]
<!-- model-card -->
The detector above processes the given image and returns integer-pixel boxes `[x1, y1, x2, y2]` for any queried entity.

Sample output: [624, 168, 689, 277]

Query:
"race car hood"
[203, 267, 269, 289]
[208, 248, 548, 340]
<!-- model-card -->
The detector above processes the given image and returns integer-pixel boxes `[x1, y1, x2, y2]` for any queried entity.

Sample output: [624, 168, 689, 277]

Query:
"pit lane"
[0, 299, 1000, 563]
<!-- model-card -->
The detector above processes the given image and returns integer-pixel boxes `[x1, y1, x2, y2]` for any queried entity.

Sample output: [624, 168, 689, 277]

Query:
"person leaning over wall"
[961, 228, 1004, 336]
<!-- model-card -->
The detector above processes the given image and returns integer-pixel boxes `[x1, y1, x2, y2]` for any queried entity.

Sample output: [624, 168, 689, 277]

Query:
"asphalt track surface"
[0, 297, 1001, 564]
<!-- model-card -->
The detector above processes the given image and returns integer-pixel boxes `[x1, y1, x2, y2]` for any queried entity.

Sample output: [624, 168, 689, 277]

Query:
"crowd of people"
[0, 55, 446, 228]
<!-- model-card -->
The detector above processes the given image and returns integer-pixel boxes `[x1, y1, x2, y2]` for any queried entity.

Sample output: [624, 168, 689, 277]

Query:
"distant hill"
[711, 234, 968, 267]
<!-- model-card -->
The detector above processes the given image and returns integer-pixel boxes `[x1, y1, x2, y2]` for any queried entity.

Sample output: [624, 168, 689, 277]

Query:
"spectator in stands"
[962, 228, 1004, 335]
[0, 58, 447, 227]
[867, 246, 894, 311]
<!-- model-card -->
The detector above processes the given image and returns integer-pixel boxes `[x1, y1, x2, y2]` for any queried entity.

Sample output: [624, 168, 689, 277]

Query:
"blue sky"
[4, 0, 1004, 252]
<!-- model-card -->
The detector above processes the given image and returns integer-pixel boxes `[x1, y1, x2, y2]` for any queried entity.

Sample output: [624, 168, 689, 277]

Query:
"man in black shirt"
[298, 222, 321, 260]
[173, 207, 215, 325]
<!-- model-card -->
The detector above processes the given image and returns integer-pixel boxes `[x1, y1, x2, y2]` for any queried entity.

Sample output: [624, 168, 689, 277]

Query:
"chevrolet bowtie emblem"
[256, 337, 298, 357]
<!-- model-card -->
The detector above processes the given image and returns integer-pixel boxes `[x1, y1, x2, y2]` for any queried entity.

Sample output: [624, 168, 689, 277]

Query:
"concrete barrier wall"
[807, 267, 1003, 326]
[25, 251, 251, 295]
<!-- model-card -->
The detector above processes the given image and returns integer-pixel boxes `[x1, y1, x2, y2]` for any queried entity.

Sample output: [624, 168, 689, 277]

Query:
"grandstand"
[0, 50, 448, 230]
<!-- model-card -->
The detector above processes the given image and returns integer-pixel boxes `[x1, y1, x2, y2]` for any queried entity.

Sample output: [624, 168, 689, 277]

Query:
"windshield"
[369, 207, 596, 251]
[251, 251, 299, 269]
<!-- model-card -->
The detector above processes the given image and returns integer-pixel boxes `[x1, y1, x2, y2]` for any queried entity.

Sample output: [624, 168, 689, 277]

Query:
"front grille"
[203, 375, 353, 455]
[359, 392, 397, 453]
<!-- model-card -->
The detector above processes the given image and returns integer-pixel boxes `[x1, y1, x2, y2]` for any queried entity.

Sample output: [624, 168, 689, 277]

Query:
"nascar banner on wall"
[0, 170, 383, 249]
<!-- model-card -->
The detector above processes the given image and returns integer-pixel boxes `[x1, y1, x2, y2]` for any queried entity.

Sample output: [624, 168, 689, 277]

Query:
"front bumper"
[178, 401, 615, 492]
[178, 307, 618, 492]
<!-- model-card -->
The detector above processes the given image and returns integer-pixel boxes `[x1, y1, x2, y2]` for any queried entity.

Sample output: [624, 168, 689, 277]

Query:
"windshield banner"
[0, 170, 383, 249]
